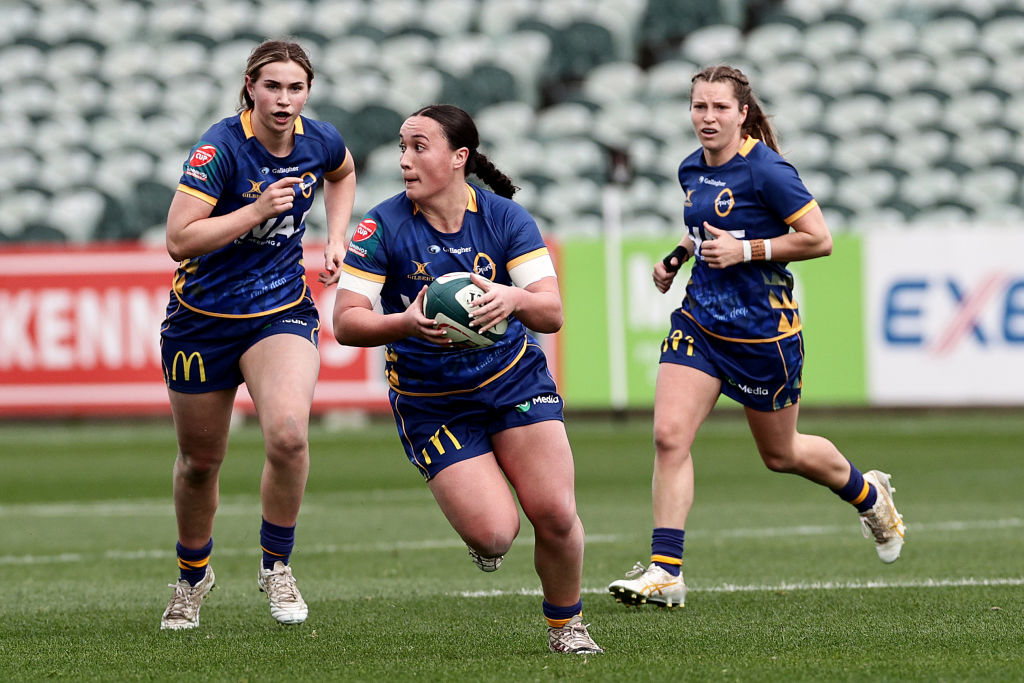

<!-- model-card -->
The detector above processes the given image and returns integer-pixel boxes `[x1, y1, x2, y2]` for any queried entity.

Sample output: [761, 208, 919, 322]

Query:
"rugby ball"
[423, 272, 508, 348]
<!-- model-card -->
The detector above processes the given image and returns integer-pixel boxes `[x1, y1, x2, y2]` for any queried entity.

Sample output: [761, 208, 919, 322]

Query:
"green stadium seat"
[638, 0, 723, 50]
[543, 20, 617, 82]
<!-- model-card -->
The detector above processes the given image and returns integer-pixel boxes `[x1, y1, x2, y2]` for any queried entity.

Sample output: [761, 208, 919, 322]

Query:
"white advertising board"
[865, 227, 1024, 405]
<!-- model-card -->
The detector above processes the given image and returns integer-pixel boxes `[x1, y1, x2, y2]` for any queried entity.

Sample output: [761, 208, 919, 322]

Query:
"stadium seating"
[3, 0, 1022, 242]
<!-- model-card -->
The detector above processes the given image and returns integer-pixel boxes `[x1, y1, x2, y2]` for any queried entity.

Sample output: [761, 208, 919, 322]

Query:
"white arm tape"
[509, 253, 557, 288]
[338, 270, 383, 308]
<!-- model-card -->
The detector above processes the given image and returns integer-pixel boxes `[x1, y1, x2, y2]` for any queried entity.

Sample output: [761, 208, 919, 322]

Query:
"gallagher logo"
[189, 144, 217, 167]
[353, 218, 377, 242]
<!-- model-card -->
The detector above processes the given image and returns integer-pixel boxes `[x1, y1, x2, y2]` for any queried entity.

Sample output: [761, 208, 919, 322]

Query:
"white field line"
[458, 576, 1024, 598]
[1, 518, 1021, 567]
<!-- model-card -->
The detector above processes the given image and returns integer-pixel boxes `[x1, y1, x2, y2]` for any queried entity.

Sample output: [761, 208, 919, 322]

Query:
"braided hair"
[411, 104, 519, 198]
[691, 65, 780, 153]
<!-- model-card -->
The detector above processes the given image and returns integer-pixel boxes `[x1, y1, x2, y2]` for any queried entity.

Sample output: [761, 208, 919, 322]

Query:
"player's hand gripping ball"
[423, 272, 508, 348]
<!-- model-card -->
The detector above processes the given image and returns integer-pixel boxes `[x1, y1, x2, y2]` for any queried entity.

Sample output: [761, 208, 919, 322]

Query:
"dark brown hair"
[238, 39, 314, 111]
[691, 65, 779, 153]
[412, 104, 518, 199]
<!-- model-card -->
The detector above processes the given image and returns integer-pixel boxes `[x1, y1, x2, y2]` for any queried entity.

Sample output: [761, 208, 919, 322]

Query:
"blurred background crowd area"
[4, 0, 1024, 244]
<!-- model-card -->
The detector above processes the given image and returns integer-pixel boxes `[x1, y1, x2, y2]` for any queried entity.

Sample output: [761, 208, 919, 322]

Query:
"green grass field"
[2, 411, 1022, 681]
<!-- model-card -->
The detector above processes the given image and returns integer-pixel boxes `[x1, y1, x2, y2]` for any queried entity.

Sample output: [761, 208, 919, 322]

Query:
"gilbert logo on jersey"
[243, 180, 265, 199]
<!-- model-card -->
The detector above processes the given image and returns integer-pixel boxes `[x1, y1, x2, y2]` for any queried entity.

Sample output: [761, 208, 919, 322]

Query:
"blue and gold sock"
[177, 538, 212, 586]
[260, 518, 295, 570]
[833, 461, 878, 513]
[651, 527, 685, 576]
[543, 599, 583, 628]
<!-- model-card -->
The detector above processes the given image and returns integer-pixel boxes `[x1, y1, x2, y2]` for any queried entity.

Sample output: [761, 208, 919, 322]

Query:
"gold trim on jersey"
[177, 184, 217, 206]
[172, 275, 312, 319]
[785, 199, 818, 225]
[507, 247, 549, 270]
[341, 262, 386, 283]
[678, 308, 802, 343]
[240, 109, 304, 138]
[412, 183, 479, 215]
[738, 135, 759, 156]
[388, 335, 530, 396]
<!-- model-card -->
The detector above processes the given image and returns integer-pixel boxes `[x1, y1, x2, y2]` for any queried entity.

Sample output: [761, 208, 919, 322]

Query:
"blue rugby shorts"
[389, 341, 563, 480]
[659, 308, 803, 412]
[160, 294, 320, 394]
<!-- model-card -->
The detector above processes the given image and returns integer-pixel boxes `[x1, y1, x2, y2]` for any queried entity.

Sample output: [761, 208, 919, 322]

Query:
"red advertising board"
[0, 244, 389, 417]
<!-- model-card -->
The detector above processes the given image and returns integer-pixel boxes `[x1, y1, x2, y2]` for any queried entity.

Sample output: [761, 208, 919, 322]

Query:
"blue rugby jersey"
[172, 110, 347, 317]
[340, 184, 553, 395]
[678, 136, 817, 342]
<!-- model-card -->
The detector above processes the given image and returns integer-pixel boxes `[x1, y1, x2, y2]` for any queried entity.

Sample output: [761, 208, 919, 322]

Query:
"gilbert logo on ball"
[423, 272, 508, 348]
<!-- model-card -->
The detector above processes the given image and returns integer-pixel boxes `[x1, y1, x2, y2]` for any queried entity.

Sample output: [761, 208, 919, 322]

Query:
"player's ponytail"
[467, 151, 517, 199]
[412, 104, 519, 198]
[691, 65, 780, 154]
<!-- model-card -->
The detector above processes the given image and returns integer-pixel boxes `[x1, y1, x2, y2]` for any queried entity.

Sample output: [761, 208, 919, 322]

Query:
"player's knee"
[468, 527, 517, 558]
[529, 500, 579, 540]
[177, 450, 222, 481]
[263, 414, 309, 464]
[758, 446, 798, 473]
[653, 422, 691, 466]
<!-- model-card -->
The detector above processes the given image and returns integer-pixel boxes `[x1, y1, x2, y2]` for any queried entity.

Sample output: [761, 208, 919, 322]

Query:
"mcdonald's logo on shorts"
[171, 351, 206, 383]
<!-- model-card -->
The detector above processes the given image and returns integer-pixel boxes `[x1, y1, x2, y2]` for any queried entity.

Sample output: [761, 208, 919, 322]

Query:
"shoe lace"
[552, 620, 599, 652]
[624, 561, 649, 579]
[861, 504, 903, 542]
[265, 567, 302, 604]
[164, 582, 196, 620]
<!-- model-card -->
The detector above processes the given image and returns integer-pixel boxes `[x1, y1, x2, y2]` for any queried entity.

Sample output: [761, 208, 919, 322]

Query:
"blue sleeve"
[502, 203, 548, 276]
[755, 156, 815, 223]
[320, 121, 348, 174]
[177, 124, 236, 204]
[343, 211, 388, 277]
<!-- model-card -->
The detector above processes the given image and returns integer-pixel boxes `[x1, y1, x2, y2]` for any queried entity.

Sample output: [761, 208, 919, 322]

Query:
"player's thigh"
[653, 362, 720, 452]
[492, 420, 576, 522]
[745, 402, 800, 459]
[167, 387, 237, 461]
[239, 333, 320, 426]
[428, 453, 520, 538]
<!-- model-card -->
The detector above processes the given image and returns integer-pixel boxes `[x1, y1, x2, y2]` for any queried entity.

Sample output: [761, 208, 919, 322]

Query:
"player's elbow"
[166, 235, 188, 263]
[332, 306, 368, 346]
[527, 307, 563, 334]
[818, 233, 833, 258]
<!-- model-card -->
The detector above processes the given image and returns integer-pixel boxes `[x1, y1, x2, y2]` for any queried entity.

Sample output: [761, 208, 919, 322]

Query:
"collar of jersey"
[240, 109, 304, 139]
[412, 183, 478, 215]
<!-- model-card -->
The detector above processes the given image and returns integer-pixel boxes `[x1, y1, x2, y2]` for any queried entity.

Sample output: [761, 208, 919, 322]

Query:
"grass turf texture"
[2, 411, 1022, 681]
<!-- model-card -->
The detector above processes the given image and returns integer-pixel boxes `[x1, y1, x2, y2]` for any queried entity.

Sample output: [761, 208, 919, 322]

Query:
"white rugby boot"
[160, 566, 215, 630]
[467, 545, 504, 572]
[258, 561, 309, 624]
[860, 470, 906, 563]
[608, 561, 686, 608]
[548, 614, 604, 654]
